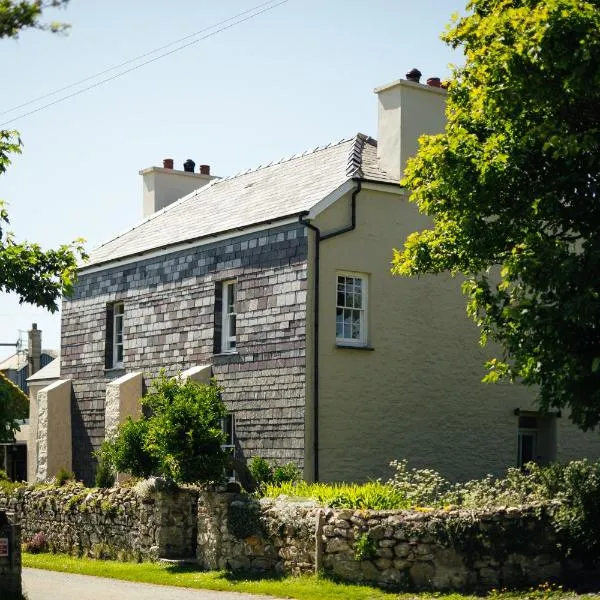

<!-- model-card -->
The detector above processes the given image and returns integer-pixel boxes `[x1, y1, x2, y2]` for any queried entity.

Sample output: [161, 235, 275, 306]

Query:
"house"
[0, 372, 29, 481]
[0, 324, 56, 396]
[0, 324, 57, 481]
[32, 74, 599, 486]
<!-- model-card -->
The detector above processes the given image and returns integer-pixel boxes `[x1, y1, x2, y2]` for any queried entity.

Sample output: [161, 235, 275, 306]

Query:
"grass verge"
[23, 552, 581, 600]
[23, 552, 400, 600]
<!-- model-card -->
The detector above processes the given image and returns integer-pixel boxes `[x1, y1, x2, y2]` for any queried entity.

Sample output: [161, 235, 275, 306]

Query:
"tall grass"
[262, 480, 410, 510]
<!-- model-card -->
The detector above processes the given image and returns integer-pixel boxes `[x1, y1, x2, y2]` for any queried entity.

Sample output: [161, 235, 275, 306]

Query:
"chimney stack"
[28, 323, 41, 376]
[374, 70, 447, 181]
[139, 158, 218, 217]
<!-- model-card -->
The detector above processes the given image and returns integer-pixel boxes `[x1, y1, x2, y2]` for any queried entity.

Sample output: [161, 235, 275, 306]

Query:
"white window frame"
[335, 271, 368, 346]
[112, 302, 124, 368]
[221, 413, 235, 482]
[517, 414, 538, 467]
[221, 280, 237, 353]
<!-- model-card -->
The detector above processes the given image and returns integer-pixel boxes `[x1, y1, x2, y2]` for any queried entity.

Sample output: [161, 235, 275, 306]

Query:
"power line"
[0, 0, 289, 127]
[0, 0, 282, 118]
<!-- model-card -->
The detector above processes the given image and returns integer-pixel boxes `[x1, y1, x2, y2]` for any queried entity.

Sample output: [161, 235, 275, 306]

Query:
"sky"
[0, 0, 465, 359]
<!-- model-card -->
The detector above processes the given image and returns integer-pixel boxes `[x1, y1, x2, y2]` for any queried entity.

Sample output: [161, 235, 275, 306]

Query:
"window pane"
[116, 345, 123, 363]
[229, 315, 236, 337]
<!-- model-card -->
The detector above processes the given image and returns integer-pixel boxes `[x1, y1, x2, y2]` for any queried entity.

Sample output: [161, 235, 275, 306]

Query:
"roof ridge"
[346, 133, 377, 178]
[217, 136, 356, 183]
[86, 134, 373, 261]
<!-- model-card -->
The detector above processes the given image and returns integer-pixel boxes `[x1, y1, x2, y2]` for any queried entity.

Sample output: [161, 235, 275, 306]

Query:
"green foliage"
[94, 457, 116, 489]
[248, 456, 273, 485]
[248, 456, 301, 490]
[0, 371, 28, 443]
[262, 480, 410, 510]
[55, 468, 74, 486]
[100, 374, 228, 485]
[0, 1, 70, 38]
[273, 462, 301, 485]
[353, 532, 376, 561]
[100, 500, 118, 518]
[99, 419, 158, 480]
[392, 0, 600, 430]
[388, 459, 450, 506]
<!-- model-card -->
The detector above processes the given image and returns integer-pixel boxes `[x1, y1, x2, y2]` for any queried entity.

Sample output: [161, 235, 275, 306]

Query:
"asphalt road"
[22, 568, 276, 600]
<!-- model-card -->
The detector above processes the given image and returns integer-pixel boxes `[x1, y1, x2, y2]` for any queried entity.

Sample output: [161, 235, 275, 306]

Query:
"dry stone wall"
[194, 493, 590, 592]
[0, 482, 197, 560]
[0, 484, 595, 592]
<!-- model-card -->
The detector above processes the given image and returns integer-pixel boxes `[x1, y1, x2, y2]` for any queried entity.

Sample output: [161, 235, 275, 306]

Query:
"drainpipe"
[298, 179, 362, 482]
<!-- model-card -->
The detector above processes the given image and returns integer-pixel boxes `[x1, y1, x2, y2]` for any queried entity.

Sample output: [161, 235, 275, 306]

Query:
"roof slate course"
[85, 134, 397, 268]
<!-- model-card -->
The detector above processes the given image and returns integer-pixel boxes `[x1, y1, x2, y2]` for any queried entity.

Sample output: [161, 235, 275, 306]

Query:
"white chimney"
[374, 76, 447, 182]
[139, 159, 218, 217]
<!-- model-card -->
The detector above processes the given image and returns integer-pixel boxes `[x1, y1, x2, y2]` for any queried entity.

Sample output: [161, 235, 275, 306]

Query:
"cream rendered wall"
[35, 379, 72, 481]
[311, 187, 600, 483]
[140, 167, 215, 217]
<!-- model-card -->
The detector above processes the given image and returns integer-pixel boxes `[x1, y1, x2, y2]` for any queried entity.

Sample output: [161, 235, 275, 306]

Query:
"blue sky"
[1, 0, 465, 357]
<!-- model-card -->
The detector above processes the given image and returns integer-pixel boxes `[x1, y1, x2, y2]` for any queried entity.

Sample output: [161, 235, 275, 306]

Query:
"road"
[23, 568, 276, 600]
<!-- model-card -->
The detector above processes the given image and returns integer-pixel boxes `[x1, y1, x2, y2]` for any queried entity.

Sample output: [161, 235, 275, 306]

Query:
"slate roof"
[85, 134, 397, 268]
[0, 349, 57, 372]
[27, 356, 60, 382]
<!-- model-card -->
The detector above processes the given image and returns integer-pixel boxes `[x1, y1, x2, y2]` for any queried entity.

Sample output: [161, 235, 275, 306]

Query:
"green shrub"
[273, 462, 301, 485]
[94, 456, 116, 488]
[249, 456, 301, 489]
[55, 468, 75, 486]
[99, 373, 227, 485]
[249, 456, 273, 486]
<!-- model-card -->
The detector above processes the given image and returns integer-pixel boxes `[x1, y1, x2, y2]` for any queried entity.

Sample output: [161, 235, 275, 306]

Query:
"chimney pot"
[427, 77, 441, 88]
[183, 159, 196, 173]
[163, 158, 174, 169]
[405, 68, 422, 83]
[199, 164, 210, 176]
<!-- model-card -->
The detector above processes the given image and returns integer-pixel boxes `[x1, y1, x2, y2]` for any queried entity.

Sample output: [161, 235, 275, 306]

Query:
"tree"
[101, 374, 229, 485]
[0, 0, 83, 438]
[0, 372, 28, 442]
[1, 0, 84, 312]
[392, 0, 600, 429]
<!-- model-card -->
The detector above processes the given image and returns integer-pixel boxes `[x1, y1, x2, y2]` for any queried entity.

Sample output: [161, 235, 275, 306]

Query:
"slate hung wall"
[61, 223, 308, 484]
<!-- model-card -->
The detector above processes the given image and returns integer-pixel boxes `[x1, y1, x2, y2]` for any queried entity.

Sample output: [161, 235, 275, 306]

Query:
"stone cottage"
[31, 75, 600, 485]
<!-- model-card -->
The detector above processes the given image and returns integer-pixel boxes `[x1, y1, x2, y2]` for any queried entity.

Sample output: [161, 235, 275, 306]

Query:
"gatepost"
[0, 510, 21, 599]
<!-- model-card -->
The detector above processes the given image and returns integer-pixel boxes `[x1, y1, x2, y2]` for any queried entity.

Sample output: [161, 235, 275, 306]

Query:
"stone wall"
[196, 492, 318, 574]
[194, 493, 590, 592]
[61, 222, 308, 484]
[1, 484, 594, 592]
[0, 482, 197, 560]
[319, 506, 564, 591]
[0, 510, 21, 599]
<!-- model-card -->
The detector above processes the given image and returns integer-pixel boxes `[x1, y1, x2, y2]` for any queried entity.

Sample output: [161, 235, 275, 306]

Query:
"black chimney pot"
[183, 159, 196, 173]
[405, 68, 422, 83]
